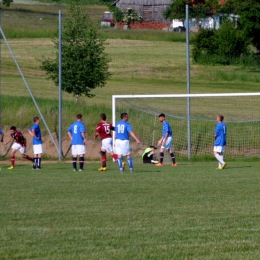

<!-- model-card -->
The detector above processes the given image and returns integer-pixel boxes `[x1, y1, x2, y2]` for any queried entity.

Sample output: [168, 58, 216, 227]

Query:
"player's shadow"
[141, 170, 161, 173]
[224, 165, 252, 169]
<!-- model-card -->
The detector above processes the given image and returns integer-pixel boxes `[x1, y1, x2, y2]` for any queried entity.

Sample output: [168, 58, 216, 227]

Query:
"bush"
[215, 21, 249, 63]
[121, 8, 143, 24]
[191, 20, 251, 65]
[191, 28, 217, 63]
[111, 6, 123, 22]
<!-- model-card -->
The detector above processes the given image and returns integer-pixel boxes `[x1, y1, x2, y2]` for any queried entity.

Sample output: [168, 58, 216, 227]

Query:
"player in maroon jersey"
[5, 126, 33, 169]
[94, 113, 118, 171]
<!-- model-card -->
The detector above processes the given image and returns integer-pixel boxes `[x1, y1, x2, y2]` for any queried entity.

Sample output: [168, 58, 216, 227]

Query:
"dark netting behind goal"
[114, 94, 260, 160]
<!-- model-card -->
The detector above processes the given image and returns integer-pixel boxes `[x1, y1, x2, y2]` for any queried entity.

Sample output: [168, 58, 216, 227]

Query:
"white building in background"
[172, 14, 239, 31]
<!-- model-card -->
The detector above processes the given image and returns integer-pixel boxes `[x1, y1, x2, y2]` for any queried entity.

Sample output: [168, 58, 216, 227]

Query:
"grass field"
[1, 161, 260, 259]
[1, 3, 260, 259]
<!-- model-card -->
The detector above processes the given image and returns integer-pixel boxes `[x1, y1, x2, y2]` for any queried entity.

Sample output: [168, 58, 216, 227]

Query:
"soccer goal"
[112, 93, 260, 159]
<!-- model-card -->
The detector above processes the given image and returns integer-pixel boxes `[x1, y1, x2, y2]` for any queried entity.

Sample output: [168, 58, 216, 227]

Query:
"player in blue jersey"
[214, 115, 227, 170]
[156, 113, 177, 167]
[115, 112, 141, 173]
[67, 114, 86, 171]
[28, 117, 43, 170]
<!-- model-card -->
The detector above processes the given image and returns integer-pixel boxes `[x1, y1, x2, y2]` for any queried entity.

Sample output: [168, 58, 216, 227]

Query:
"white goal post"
[112, 93, 260, 160]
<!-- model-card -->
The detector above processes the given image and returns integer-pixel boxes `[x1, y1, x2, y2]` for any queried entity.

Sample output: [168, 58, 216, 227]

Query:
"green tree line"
[164, 0, 260, 66]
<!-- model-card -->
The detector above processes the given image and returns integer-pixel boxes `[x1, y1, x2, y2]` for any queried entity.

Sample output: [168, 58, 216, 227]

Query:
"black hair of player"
[218, 115, 224, 121]
[34, 116, 39, 122]
[121, 113, 128, 119]
[158, 113, 165, 118]
[100, 113, 106, 120]
[10, 126, 16, 131]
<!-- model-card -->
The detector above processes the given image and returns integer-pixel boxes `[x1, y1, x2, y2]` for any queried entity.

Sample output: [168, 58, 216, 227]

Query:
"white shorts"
[161, 136, 173, 150]
[11, 143, 26, 154]
[115, 139, 130, 156]
[72, 144, 86, 156]
[33, 144, 43, 155]
[214, 146, 225, 153]
[101, 138, 113, 153]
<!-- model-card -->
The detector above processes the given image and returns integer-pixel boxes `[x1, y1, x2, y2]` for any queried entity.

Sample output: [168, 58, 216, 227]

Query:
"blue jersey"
[68, 121, 86, 145]
[214, 122, 227, 146]
[162, 121, 172, 138]
[29, 123, 42, 145]
[115, 120, 133, 140]
[0, 129, 3, 135]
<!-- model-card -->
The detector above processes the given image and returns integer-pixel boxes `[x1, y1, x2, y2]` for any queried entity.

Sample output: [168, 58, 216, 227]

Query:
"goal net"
[112, 93, 260, 160]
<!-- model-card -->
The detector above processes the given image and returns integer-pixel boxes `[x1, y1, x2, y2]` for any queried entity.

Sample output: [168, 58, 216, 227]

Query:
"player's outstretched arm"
[130, 131, 141, 144]
[94, 131, 99, 139]
[5, 136, 13, 145]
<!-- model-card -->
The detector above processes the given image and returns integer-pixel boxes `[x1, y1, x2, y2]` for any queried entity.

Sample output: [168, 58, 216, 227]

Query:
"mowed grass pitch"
[1, 161, 260, 259]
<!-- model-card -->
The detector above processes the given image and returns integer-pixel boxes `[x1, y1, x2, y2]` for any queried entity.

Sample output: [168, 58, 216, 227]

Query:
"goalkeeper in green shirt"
[142, 145, 158, 164]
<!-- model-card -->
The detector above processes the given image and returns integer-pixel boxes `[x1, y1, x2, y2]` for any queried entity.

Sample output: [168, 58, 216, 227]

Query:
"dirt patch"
[0, 128, 146, 160]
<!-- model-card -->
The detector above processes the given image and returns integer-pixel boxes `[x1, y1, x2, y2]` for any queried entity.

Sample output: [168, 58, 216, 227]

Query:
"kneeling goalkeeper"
[142, 145, 158, 164]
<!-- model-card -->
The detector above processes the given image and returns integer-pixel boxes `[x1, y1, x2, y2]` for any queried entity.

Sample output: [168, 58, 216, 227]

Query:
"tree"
[121, 8, 143, 24]
[41, 0, 111, 100]
[231, 0, 260, 52]
[109, 6, 123, 22]
[164, 0, 219, 29]
[2, 0, 13, 7]
[191, 20, 249, 65]
[215, 20, 249, 62]
[164, 0, 187, 24]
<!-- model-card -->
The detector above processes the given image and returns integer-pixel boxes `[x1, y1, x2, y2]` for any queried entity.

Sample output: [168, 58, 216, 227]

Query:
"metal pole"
[58, 10, 63, 160]
[112, 95, 116, 146]
[0, 3, 2, 155]
[186, 5, 191, 159]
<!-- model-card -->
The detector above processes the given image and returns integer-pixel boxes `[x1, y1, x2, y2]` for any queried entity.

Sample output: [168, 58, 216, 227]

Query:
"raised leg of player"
[111, 153, 118, 162]
[23, 154, 33, 162]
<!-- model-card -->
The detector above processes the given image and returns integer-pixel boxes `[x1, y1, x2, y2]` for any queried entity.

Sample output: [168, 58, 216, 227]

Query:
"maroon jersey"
[95, 121, 114, 140]
[11, 131, 25, 147]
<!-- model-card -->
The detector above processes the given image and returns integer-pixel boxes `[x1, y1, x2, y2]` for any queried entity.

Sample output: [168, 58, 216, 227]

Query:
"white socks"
[215, 153, 224, 165]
